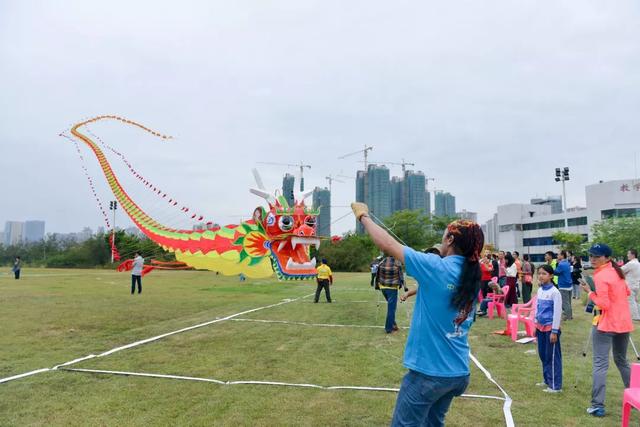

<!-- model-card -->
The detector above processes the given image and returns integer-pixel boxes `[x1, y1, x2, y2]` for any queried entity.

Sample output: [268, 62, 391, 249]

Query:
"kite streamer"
[64, 115, 320, 280]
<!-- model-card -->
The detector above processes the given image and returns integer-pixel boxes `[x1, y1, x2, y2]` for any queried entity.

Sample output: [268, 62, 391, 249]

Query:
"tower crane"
[257, 161, 311, 191]
[325, 174, 344, 193]
[359, 159, 415, 174]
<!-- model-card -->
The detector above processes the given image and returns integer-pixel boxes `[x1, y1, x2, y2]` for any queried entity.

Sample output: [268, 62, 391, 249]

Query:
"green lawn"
[1, 269, 639, 426]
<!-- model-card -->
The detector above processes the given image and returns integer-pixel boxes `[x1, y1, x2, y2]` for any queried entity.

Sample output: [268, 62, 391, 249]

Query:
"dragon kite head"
[249, 188, 320, 280]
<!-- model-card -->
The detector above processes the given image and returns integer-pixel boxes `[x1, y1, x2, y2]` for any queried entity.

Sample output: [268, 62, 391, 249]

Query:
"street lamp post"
[109, 200, 118, 263]
[555, 167, 569, 231]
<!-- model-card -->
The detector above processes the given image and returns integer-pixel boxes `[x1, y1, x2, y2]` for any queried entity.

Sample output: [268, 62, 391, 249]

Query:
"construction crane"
[325, 174, 344, 193]
[257, 161, 311, 191]
[338, 146, 373, 170]
[359, 159, 415, 174]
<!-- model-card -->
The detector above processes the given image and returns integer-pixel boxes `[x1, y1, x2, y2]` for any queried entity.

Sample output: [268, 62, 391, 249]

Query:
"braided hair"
[445, 220, 485, 323]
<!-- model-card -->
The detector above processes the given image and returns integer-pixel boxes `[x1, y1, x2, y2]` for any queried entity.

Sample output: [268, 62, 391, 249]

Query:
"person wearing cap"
[314, 258, 333, 303]
[580, 243, 633, 418]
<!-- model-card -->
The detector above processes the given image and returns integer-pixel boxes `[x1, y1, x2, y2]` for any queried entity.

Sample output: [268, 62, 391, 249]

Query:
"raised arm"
[351, 203, 404, 263]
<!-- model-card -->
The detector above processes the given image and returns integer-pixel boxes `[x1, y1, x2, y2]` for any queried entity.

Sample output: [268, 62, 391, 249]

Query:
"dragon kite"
[67, 115, 320, 280]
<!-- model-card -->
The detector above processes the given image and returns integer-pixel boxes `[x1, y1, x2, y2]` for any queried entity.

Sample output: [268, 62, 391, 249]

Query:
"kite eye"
[304, 216, 316, 228]
[278, 216, 294, 232]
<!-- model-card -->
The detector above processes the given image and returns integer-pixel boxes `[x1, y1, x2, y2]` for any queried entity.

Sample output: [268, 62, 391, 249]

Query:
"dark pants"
[14, 269, 20, 279]
[536, 329, 562, 390]
[370, 273, 377, 287]
[391, 369, 470, 427]
[381, 288, 398, 333]
[314, 279, 331, 302]
[131, 275, 142, 294]
[522, 282, 533, 304]
[480, 280, 491, 298]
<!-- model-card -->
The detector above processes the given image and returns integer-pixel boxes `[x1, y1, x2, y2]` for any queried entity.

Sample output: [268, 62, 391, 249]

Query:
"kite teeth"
[278, 240, 287, 252]
[291, 237, 320, 250]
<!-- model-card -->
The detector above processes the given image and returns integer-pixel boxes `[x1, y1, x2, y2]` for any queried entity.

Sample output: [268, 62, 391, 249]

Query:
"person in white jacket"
[131, 252, 144, 295]
[622, 249, 640, 321]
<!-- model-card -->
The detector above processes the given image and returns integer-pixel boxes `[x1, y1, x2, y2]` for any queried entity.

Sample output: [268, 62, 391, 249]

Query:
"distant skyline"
[2, 1, 640, 236]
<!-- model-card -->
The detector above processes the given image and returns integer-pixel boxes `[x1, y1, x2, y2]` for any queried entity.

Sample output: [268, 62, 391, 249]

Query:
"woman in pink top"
[580, 243, 633, 418]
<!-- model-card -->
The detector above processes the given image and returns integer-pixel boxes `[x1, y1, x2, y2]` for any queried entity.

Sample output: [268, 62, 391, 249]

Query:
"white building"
[483, 179, 640, 262]
[456, 210, 478, 222]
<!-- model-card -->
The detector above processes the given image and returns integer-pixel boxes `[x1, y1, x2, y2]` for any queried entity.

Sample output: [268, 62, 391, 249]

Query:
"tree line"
[2, 213, 639, 271]
[0, 231, 174, 268]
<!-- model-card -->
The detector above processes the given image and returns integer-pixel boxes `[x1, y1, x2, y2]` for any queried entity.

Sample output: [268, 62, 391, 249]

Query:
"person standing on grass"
[376, 255, 404, 333]
[580, 243, 633, 418]
[534, 264, 563, 393]
[370, 257, 381, 287]
[571, 255, 583, 300]
[352, 202, 483, 426]
[504, 252, 518, 307]
[12, 256, 21, 280]
[498, 250, 507, 286]
[513, 251, 523, 299]
[522, 254, 534, 304]
[131, 251, 144, 294]
[622, 249, 640, 321]
[545, 251, 559, 286]
[555, 251, 573, 320]
[314, 258, 333, 303]
[480, 252, 494, 298]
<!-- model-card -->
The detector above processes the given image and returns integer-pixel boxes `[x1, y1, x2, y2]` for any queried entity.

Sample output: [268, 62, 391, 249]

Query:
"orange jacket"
[589, 263, 634, 333]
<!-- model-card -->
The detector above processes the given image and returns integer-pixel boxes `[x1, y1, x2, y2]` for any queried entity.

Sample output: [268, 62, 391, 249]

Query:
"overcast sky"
[1, 1, 639, 237]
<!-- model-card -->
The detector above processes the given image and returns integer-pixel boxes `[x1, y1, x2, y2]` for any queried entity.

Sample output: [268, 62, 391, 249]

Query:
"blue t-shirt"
[554, 259, 572, 289]
[403, 246, 473, 377]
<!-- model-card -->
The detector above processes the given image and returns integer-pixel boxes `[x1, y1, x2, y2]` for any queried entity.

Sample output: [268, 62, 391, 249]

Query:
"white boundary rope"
[469, 353, 515, 427]
[59, 367, 505, 401]
[0, 293, 313, 384]
[1, 289, 515, 426]
[231, 318, 410, 329]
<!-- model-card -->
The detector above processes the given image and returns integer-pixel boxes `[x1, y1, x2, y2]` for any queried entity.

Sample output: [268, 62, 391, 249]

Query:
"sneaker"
[543, 388, 561, 393]
[476, 312, 487, 317]
[586, 407, 605, 417]
[535, 382, 547, 387]
[392, 324, 399, 331]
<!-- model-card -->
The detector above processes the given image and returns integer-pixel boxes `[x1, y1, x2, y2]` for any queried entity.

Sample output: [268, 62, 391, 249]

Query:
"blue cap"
[588, 243, 612, 257]
[321, 258, 327, 264]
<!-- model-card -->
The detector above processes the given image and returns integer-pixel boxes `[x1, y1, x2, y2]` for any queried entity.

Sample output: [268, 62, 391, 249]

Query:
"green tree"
[591, 217, 640, 257]
[552, 231, 587, 255]
[316, 233, 377, 272]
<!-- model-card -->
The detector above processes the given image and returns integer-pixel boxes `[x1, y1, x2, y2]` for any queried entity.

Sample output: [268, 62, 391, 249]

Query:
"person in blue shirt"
[351, 202, 484, 427]
[554, 250, 573, 320]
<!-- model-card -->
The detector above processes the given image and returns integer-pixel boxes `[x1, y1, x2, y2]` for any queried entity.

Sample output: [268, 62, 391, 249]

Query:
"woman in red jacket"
[580, 243, 633, 418]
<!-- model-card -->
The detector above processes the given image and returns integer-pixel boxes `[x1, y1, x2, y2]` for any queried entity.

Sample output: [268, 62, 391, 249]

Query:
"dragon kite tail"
[68, 116, 320, 280]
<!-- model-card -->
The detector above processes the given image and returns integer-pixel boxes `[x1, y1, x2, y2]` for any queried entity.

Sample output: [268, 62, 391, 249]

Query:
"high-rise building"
[425, 190, 431, 216]
[434, 191, 456, 217]
[282, 173, 295, 206]
[312, 187, 331, 236]
[355, 165, 391, 233]
[390, 176, 403, 212]
[367, 164, 391, 221]
[24, 220, 45, 243]
[3, 221, 23, 246]
[531, 196, 563, 214]
[404, 171, 426, 212]
[456, 210, 478, 222]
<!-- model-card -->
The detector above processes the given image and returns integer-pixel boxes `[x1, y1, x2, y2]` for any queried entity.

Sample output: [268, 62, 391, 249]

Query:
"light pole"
[109, 200, 118, 263]
[555, 167, 569, 231]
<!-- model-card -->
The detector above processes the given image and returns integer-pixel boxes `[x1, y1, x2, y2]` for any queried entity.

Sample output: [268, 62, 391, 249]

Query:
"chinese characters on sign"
[619, 182, 640, 192]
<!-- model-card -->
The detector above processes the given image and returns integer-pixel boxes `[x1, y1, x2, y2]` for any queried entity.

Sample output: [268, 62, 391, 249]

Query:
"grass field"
[1, 268, 640, 426]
